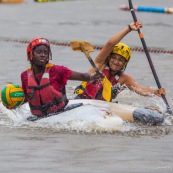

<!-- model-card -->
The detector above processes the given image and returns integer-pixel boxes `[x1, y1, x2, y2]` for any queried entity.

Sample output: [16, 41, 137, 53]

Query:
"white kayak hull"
[0, 99, 125, 131]
[36, 104, 123, 130]
[0, 99, 164, 130]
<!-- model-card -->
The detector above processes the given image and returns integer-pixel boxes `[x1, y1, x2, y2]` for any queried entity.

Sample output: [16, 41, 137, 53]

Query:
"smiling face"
[108, 53, 126, 73]
[32, 44, 49, 68]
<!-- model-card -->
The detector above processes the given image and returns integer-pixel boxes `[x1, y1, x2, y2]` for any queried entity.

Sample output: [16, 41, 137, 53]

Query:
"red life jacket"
[27, 64, 67, 117]
[76, 69, 120, 101]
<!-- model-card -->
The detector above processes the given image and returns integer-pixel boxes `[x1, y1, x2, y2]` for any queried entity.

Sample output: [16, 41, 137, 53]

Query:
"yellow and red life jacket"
[75, 69, 120, 101]
[27, 64, 67, 117]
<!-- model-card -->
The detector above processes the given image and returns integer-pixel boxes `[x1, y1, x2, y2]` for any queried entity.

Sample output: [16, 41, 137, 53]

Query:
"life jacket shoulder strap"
[28, 82, 50, 90]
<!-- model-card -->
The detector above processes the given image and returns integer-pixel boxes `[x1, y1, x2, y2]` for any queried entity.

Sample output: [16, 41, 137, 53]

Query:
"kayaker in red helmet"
[21, 37, 103, 117]
[74, 21, 166, 102]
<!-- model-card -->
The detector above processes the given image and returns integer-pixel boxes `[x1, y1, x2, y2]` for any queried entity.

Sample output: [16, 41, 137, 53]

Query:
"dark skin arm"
[69, 71, 103, 81]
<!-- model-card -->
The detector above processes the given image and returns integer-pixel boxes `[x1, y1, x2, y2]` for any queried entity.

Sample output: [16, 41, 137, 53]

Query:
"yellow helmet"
[111, 43, 131, 70]
[112, 43, 131, 61]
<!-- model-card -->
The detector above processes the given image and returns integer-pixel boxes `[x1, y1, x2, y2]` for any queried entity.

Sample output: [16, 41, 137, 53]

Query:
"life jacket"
[27, 63, 67, 117]
[74, 69, 121, 101]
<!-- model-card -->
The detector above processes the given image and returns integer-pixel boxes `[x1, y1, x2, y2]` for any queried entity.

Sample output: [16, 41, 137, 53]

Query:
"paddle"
[70, 41, 112, 102]
[128, 0, 172, 114]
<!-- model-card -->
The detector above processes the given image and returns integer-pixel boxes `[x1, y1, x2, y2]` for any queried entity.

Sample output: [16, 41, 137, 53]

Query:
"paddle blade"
[70, 41, 94, 53]
[101, 77, 112, 102]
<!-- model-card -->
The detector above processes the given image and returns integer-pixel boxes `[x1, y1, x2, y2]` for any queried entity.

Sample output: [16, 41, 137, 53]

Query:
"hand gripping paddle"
[70, 41, 112, 102]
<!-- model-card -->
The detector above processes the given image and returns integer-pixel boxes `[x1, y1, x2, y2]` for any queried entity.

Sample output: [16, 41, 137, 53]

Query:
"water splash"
[0, 98, 172, 136]
[115, 88, 168, 113]
[0, 102, 124, 133]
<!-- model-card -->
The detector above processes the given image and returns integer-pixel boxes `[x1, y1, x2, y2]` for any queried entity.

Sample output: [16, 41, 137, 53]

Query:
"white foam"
[0, 101, 124, 132]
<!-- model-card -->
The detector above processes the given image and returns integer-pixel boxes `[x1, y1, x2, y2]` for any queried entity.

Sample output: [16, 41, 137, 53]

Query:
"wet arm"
[69, 71, 90, 81]
[123, 75, 165, 96]
[88, 26, 130, 74]
[88, 21, 142, 74]
[69, 71, 103, 82]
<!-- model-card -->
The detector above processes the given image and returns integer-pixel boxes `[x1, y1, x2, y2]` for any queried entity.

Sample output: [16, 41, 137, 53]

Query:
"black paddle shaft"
[128, 0, 172, 114]
[88, 57, 101, 75]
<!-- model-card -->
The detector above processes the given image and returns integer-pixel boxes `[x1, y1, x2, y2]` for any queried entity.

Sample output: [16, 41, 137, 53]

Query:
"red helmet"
[27, 37, 52, 61]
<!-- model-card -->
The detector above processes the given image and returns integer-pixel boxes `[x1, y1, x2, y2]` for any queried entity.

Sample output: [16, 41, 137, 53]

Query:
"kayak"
[0, 99, 124, 131]
[65, 99, 164, 125]
[0, 0, 24, 3]
[0, 99, 164, 132]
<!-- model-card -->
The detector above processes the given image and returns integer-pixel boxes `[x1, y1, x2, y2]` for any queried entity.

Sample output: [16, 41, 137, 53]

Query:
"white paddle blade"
[70, 41, 94, 53]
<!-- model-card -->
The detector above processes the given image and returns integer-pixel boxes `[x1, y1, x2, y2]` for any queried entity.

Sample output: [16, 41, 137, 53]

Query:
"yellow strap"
[81, 81, 87, 88]
[46, 63, 54, 67]
[100, 76, 112, 102]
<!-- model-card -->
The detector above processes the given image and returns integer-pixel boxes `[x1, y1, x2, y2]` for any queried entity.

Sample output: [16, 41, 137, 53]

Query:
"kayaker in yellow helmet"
[74, 21, 166, 101]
